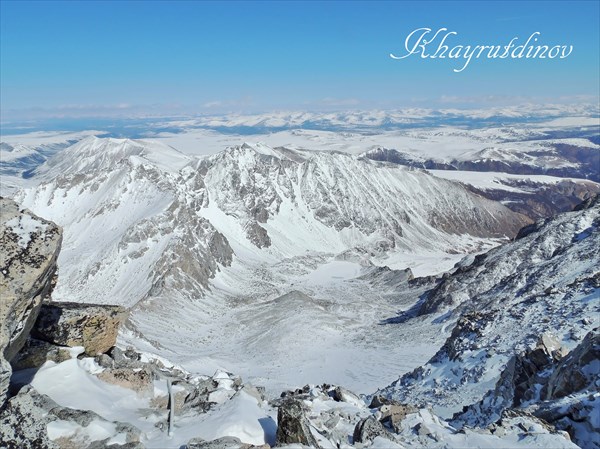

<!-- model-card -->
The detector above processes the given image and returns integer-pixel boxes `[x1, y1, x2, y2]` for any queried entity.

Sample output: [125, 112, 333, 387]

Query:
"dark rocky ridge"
[363, 144, 600, 182]
[362, 146, 600, 221]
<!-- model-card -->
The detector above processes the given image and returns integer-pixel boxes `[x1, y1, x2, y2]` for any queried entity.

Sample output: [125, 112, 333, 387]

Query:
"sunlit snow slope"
[16, 136, 531, 392]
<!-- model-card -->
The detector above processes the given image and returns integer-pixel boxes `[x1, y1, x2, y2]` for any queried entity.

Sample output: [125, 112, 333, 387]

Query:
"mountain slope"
[376, 196, 599, 416]
[0, 131, 100, 197]
[15, 137, 532, 391]
[198, 143, 529, 255]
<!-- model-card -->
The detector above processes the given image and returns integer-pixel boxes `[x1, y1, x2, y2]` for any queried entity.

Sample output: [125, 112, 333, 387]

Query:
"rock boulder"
[276, 398, 319, 447]
[0, 385, 141, 449]
[352, 416, 388, 443]
[32, 302, 128, 356]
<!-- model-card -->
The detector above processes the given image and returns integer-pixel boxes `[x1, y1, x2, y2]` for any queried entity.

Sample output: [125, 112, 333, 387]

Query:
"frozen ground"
[125, 252, 448, 396]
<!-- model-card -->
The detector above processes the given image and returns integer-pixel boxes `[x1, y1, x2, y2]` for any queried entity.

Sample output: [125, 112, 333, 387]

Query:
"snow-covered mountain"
[376, 196, 599, 422]
[15, 136, 530, 391]
[4, 134, 598, 449]
[17, 136, 528, 304]
[3, 194, 596, 449]
[362, 140, 600, 182]
[0, 130, 101, 196]
[153, 105, 599, 131]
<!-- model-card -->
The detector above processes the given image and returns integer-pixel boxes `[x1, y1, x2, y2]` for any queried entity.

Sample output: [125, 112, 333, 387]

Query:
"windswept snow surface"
[23, 352, 579, 449]
[16, 137, 528, 395]
[25, 355, 277, 449]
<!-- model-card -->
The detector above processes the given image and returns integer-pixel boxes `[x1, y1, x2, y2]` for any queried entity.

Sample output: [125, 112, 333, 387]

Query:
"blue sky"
[1, 1, 598, 119]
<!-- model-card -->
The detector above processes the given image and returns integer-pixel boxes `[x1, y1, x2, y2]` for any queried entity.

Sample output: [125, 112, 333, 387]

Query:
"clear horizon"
[1, 1, 599, 121]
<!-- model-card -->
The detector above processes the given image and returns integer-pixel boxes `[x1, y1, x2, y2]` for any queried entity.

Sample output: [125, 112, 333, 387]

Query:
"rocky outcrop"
[453, 333, 568, 428]
[352, 416, 388, 443]
[544, 330, 599, 400]
[379, 403, 418, 432]
[32, 302, 128, 356]
[187, 436, 269, 449]
[276, 398, 319, 447]
[533, 394, 599, 449]
[0, 386, 141, 449]
[244, 221, 271, 249]
[332, 386, 363, 406]
[417, 195, 599, 315]
[378, 197, 599, 420]
[532, 331, 600, 449]
[10, 337, 72, 371]
[97, 367, 154, 395]
[0, 197, 62, 408]
[453, 330, 599, 448]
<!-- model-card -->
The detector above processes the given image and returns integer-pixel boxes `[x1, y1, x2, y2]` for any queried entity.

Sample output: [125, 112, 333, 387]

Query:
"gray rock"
[544, 330, 599, 400]
[0, 197, 62, 407]
[332, 386, 362, 405]
[94, 353, 115, 369]
[380, 403, 418, 432]
[187, 437, 243, 449]
[244, 220, 271, 249]
[368, 395, 390, 409]
[0, 386, 60, 449]
[187, 436, 269, 449]
[33, 301, 128, 356]
[453, 332, 567, 428]
[90, 443, 145, 449]
[0, 385, 141, 449]
[454, 330, 597, 437]
[10, 337, 72, 371]
[276, 398, 319, 447]
[109, 346, 143, 368]
[96, 367, 153, 395]
[352, 416, 388, 443]
[416, 422, 437, 440]
[534, 395, 599, 449]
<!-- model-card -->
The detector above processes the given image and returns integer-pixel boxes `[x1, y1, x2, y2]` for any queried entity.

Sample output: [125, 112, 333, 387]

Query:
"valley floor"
[121, 251, 456, 396]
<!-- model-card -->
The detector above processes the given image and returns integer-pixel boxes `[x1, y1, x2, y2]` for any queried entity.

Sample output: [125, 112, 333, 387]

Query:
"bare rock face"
[0, 197, 62, 407]
[276, 398, 319, 447]
[352, 416, 388, 443]
[10, 337, 72, 371]
[244, 220, 271, 249]
[32, 302, 128, 356]
[544, 330, 599, 400]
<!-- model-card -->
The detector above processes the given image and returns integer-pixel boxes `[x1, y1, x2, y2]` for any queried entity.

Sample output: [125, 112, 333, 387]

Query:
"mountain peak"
[34, 136, 191, 179]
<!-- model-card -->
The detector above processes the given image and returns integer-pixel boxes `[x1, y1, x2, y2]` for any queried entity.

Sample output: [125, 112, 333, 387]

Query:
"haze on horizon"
[1, 1, 599, 121]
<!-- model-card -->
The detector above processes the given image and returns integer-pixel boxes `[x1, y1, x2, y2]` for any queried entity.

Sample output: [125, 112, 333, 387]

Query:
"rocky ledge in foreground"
[0, 197, 62, 408]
